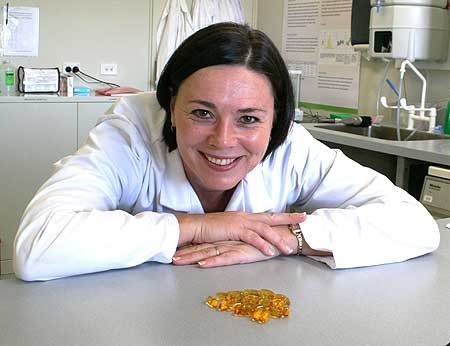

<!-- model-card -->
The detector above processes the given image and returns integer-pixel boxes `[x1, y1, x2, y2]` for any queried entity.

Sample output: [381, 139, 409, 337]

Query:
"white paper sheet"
[2, 6, 39, 57]
[282, 0, 360, 112]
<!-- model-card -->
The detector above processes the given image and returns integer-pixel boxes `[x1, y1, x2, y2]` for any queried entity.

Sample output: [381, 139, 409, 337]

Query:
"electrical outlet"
[62, 62, 80, 73]
[100, 63, 118, 75]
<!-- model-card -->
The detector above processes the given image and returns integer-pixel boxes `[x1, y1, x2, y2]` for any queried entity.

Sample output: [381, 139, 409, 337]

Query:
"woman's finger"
[174, 243, 208, 256]
[247, 212, 307, 226]
[241, 213, 307, 255]
[173, 241, 278, 267]
[197, 250, 247, 267]
[238, 221, 293, 255]
[235, 225, 280, 256]
[198, 245, 273, 268]
[173, 245, 221, 265]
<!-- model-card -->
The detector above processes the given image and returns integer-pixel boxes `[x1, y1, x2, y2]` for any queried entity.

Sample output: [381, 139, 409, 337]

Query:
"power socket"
[62, 62, 80, 73]
[100, 63, 118, 75]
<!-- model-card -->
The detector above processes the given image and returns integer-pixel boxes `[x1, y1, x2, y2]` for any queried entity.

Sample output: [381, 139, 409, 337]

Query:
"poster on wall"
[2, 6, 39, 56]
[282, 0, 360, 113]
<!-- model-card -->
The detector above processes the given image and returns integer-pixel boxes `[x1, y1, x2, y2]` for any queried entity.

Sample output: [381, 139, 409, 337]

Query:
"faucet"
[381, 59, 436, 134]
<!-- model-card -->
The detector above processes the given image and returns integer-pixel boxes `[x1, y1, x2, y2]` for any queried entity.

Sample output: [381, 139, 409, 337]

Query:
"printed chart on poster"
[282, 0, 360, 113]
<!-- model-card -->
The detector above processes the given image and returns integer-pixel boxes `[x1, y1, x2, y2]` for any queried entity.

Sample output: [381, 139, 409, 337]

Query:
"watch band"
[288, 223, 303, 255]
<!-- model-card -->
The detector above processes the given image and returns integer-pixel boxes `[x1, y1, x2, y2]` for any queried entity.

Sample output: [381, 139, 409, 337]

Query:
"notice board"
[282, 0, 360, 113]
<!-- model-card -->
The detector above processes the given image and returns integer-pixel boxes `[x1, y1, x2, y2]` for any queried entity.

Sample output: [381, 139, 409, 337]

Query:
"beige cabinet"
[0, 98, 114, 275]
[0, 102, 77, 275]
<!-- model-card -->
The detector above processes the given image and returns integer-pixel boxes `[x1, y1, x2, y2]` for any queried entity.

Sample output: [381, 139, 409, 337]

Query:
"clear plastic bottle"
[0, 60, 16, 96]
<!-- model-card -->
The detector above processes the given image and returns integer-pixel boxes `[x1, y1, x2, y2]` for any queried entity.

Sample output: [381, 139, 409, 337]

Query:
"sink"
[314, 124, 450, 141]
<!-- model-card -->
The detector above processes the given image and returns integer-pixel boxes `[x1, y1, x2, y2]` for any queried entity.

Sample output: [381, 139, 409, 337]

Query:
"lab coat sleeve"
[13, 116, 179, 281]
[289, 125, 440, 268]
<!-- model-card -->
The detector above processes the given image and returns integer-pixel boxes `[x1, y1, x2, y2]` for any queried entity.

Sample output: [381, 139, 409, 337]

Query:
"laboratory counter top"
[302, 123, 450, 166]
[0, 219, 449, 346]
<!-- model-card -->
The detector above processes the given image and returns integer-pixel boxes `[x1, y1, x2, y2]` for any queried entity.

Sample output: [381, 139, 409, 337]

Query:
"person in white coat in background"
[157, 0, 244, 82]
[156, 0, 194, 82]
[192, 0, 244, 31]
[14, 23, 439, 281]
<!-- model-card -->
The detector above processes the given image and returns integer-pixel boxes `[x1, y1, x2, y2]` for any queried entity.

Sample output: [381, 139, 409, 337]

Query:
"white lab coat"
[192, 0, 245, 31]
[13, 92, 440, 281]
[156, 0, 194, 82]
[217, 0, 245, 24]
[192, 0, 216, 31]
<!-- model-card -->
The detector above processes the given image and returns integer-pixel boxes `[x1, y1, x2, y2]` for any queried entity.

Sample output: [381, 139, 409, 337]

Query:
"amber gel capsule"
[205, 289, 291, 324]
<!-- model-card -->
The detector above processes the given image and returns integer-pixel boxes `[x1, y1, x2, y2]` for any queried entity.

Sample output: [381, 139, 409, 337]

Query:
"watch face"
[288, 223, 301, 234]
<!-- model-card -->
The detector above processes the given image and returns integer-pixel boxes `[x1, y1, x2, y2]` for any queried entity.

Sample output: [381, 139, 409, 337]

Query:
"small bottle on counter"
[0, 60, 16, 96]
[433, 125, 443, 135]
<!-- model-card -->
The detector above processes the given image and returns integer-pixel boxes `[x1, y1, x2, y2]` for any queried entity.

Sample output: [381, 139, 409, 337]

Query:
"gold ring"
[215, 246, 220, 256]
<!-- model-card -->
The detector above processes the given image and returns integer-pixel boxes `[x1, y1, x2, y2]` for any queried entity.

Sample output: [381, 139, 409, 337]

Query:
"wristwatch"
[288, 223, 303, 255]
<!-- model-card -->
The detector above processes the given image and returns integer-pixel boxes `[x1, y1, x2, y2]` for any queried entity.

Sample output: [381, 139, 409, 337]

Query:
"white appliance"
[369, 0, 449, 61]
[420, 166, 450, 218]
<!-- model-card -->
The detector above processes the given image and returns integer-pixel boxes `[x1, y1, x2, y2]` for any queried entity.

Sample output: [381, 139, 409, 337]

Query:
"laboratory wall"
[0, 0, 257, 91]
[2, 0, 152, 90]
[2, 0, 450, 121]
[256, 0, 450, 124]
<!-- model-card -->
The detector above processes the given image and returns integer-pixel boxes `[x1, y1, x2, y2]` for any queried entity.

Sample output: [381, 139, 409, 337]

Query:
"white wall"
[2, 0, 152, 90]
[255, 0, 283, 50]
[1, 0, 257, 91]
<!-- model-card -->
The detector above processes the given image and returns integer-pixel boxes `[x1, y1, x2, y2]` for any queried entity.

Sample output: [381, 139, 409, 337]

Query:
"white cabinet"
[0, 98, 115, 275]
[0, 103, 77, 275]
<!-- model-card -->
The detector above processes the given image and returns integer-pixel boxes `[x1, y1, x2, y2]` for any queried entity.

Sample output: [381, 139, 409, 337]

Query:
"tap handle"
[380, 96, 402, 109]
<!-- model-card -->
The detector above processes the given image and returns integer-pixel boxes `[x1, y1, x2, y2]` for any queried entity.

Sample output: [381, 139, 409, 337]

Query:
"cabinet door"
[77, 102, 114, 148]
[0, 103, 77, 275]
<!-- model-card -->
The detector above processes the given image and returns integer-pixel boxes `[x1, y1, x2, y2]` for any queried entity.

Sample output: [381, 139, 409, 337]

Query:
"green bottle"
[0, 60, 16, 96]
[445, 101, 450, 135]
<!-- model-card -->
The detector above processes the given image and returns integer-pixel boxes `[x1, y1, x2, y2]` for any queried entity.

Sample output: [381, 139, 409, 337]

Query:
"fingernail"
[172, 256, 180, 261]
[268, 248, 275, 256]
[198, 261, 205, 266]
[285, 245, 294, 254]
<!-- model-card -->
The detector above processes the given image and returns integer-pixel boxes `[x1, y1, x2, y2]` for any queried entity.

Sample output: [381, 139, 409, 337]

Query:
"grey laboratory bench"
[302, 123, 450, 198]
[0, 218, 449, 346]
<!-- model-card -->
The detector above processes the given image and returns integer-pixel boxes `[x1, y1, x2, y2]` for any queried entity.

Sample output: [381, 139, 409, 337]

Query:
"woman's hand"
[176, 212, 306, 256]
[173, 224, 299, 267]
[172, 241, 279, 267]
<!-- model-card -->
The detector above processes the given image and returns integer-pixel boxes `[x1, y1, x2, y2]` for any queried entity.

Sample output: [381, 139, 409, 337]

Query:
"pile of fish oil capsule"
[205, 289, 290, 324]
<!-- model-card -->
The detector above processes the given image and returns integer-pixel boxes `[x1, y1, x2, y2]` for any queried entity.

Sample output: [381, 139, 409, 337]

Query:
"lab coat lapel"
[226, 164, 275, 212]
[160, 149, 204, 213]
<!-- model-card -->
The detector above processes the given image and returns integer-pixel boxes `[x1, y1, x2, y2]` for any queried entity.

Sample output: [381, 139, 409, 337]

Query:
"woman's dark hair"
[156, 22, 294, 160]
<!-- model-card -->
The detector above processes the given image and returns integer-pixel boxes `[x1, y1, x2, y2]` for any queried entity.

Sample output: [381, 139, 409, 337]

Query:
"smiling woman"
[13, 23, 439, 281]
